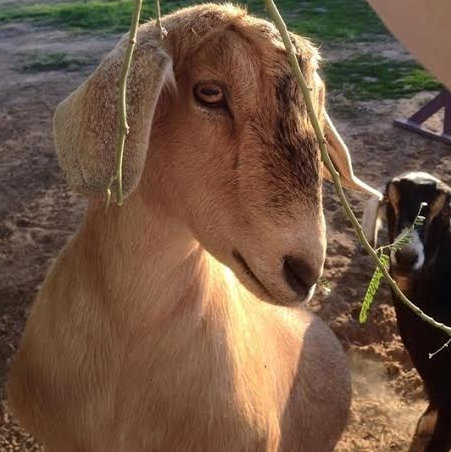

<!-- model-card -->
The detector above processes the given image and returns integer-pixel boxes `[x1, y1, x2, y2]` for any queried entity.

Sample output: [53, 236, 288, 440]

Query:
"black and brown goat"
[363, 171, 451, 452]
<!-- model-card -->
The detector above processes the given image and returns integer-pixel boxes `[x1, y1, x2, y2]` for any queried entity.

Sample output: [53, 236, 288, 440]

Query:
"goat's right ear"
[323, 113, 383, 199]
[54, 28, 173, 200]
[361, 191, 386, 248]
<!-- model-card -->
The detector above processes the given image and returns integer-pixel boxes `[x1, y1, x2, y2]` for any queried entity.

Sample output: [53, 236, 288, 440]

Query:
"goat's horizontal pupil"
[202, 87, 220, 95]
[194, 83, 226, 107]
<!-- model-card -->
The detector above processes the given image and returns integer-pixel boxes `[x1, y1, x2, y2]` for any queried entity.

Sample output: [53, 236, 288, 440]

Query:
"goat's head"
[363, 171, 451, 276]
[53, 3, 378, 305]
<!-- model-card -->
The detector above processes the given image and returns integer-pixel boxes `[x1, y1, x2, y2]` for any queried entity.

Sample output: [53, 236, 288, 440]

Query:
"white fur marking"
[390, 228, 424, 271]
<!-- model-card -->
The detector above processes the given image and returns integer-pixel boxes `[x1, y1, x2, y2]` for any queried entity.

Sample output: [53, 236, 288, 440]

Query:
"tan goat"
[7, 4, 379, 451]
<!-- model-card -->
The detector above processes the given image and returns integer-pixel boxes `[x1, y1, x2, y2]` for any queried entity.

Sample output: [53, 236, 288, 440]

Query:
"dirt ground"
[1, 18, 450, 452]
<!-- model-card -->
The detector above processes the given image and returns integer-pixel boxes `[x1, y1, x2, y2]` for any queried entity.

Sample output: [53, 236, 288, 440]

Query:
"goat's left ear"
[54, 26, 174, 200]
[361, 192, 386, 248]
[322, 112, 382, 199]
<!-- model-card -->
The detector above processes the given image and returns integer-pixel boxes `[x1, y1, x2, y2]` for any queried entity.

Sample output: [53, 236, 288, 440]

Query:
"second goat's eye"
[194, 82, 226, 108]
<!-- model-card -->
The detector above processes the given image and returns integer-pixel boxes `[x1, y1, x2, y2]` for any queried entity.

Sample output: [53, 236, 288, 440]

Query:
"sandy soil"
[1, 19, 450, 452]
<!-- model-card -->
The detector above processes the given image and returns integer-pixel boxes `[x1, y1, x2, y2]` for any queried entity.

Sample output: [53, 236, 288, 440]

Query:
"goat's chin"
[391, 265, 422, 278]
[241, 274, 314, 307]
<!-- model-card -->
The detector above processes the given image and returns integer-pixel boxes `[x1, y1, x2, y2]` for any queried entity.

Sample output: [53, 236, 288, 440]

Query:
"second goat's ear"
[54, 26, 174, 201]
[322, 112, 383, 199]
[361, 191, 386, 248]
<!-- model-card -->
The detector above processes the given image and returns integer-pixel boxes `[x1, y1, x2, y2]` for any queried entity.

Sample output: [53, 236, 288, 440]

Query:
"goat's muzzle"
[283, 256, 321, 301]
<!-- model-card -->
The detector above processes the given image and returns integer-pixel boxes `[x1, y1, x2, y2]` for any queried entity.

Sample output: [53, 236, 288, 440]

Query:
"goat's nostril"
[395, 248, 419, 268]
[283, 256, 321, 299]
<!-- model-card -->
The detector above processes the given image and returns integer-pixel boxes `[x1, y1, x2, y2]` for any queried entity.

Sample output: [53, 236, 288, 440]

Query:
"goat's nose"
[283, 256, 322, 300]
[395, 247, 419, 269]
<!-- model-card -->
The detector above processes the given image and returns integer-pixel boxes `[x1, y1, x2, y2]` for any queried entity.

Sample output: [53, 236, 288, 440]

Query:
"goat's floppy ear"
[54, 30, 173, 199]
[361, 191, 386, 248]
[323, 112, 382, 199]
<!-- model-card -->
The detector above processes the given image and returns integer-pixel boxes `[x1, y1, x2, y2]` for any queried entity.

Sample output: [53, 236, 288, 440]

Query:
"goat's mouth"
[231, 250, 317, 305]
[391, 265, 422, 278]
[391, 266, 414, 277]
[232, 250, 272, 298]
[390, 257, 424, 276]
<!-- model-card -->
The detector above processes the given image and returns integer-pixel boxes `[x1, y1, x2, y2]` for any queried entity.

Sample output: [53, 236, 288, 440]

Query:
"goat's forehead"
[164, 4, 320, 76]
[396, 171, 441, 185]
[393, 172, 450, 197]
[395, 180, 437, 197]
[390, 182, 445, 213]
[238, 25, 320, 75]
[187, 28, 318, 106]
[190, 16, 318, 71]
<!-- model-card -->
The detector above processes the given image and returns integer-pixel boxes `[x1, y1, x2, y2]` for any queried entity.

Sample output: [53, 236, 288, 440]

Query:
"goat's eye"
[194, 82, 226, 108]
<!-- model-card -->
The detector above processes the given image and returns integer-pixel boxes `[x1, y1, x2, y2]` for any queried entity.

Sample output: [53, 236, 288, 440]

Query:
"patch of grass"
[0, 0, 195, 34]
[20, 51, 94, 72]
[324, 55, 442, 100]
[1, 1, 436, 100]
[247, 0, 387, 42]
[0, 0, 387, 42]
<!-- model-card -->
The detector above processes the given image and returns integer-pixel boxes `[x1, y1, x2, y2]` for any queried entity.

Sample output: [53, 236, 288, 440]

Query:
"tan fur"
[6, 4, 369, 451]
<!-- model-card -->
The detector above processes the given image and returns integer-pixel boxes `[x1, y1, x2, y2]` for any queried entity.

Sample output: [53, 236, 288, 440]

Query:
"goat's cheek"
[424, 221, 445, 263]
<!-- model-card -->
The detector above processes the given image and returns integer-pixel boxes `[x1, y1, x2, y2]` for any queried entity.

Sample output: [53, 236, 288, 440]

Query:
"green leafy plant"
[359, 253, 389, 323]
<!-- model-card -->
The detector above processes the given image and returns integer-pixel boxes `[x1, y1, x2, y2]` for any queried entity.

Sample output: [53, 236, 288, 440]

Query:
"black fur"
[384, 173, 451, 452]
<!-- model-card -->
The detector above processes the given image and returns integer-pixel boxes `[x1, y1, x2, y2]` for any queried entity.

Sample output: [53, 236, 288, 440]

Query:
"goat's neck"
[63, 193, 285, 430]
[77, 191, 244, 330]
